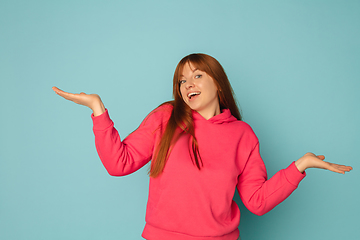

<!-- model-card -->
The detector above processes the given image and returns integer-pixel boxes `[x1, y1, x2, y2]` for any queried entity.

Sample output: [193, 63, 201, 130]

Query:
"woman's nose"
[185, 79, 194, 89]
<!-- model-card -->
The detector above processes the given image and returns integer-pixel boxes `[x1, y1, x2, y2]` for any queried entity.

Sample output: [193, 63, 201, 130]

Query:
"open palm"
[52, 86, 105, 116]
[296, 153, 352, 174]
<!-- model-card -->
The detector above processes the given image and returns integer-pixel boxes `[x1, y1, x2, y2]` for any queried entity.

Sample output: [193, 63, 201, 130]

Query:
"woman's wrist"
[92, 101, 106, 117]
[295, 157, 308, 173]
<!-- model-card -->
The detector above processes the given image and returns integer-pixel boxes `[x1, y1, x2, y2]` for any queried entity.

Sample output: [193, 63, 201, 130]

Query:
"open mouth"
[187, 92, 201, 100]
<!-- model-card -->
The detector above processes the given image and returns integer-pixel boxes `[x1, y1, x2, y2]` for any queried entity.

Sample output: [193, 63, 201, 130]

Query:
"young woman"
[52, 53, 352, 240]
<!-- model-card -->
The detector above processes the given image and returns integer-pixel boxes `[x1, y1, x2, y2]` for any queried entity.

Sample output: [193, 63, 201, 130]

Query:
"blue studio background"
[1, 0, 359, 239]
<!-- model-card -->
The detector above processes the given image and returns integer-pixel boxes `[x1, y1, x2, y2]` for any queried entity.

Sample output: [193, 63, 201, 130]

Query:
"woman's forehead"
[180, 61, 204, 76]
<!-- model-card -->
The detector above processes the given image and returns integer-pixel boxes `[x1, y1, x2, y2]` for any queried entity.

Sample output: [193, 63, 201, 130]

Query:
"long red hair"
[149, 53, 241, 178]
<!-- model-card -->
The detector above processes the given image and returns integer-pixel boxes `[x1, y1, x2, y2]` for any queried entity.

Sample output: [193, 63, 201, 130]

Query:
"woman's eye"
[195, 75, 202, 79]
[179, 80, 186, 84]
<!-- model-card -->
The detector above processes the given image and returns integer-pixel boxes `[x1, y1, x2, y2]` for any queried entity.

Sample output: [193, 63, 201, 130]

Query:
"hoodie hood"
[192, 109, 238, 124]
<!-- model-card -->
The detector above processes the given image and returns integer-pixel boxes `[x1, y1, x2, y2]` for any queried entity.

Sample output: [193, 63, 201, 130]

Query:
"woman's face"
[179, 62, 220, 120]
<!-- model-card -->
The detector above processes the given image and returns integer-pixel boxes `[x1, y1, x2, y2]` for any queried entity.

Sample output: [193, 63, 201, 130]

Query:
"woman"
[52, 53, 352, 240]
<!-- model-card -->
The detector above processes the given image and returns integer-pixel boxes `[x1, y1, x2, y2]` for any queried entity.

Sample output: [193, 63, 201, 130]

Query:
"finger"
[313, 160, 343, 174]
[327, 162, 352, 169]
[52, 86, 62, 93]
[52, 87, 80, 101]
[332, 164, 353, 172]
[52, 86, 70, 96]
[327, 165, 346, 174]
[325, 162, 353, 174]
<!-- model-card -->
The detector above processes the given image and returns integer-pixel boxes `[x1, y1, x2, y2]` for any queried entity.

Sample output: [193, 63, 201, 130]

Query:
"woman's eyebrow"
[180, 68, 199, 77]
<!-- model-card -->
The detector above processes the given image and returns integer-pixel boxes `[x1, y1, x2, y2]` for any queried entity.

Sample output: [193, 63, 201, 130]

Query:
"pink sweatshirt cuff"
[91, 109, 113, 131]
[284, 161, 306, 186]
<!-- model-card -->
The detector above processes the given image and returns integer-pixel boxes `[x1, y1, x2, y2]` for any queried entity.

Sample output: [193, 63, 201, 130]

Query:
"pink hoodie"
[91, 103, 305, 240]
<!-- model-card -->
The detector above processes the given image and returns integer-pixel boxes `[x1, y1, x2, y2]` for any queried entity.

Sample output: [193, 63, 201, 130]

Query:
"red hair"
[149, 53, 241, 178]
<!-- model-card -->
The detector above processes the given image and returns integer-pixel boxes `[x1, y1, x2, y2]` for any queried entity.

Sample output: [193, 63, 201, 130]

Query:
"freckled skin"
[179, 63, 220, 120]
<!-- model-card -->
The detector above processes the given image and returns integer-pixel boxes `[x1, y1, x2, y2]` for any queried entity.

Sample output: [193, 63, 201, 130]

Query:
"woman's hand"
[295, 152, 353, 174]
[52, 86, 106, 116]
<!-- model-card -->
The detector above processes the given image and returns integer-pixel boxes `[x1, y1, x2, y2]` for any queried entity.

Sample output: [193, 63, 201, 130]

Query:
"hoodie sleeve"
[91, 104, 172, 176]
[236, 129, 306, 216]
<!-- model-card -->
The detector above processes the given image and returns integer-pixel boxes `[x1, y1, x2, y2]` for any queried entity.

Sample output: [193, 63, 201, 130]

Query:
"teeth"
[188, 92, 200, 98]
